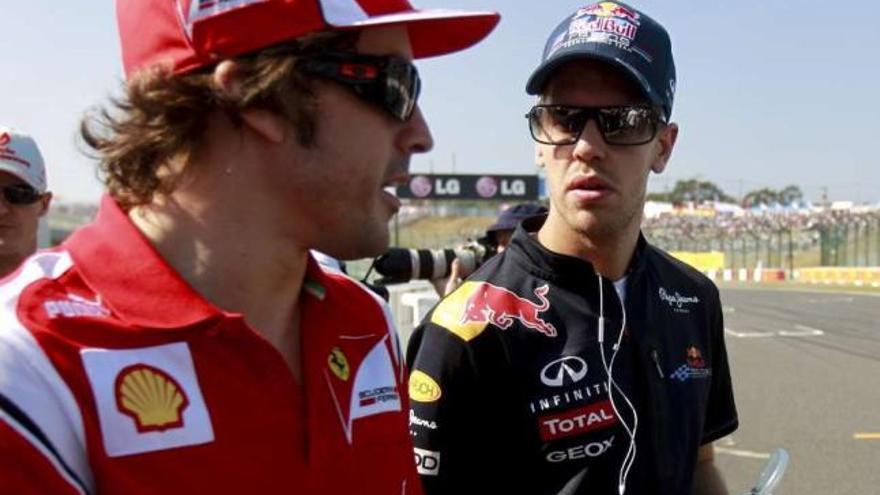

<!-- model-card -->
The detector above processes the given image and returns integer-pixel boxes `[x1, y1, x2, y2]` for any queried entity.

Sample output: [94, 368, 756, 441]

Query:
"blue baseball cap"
[525, 2, 676, 120]
[486, 203, 548, 235]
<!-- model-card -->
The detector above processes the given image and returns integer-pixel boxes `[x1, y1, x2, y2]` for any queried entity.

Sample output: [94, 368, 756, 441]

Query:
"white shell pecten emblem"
[115, 364, 190, 433]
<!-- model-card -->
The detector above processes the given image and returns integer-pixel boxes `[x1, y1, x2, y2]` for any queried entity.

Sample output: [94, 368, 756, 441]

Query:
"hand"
[432, 258, 463, 297]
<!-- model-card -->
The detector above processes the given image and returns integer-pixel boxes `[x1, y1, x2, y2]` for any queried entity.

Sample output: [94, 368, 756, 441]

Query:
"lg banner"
[397, 174, 539, 200]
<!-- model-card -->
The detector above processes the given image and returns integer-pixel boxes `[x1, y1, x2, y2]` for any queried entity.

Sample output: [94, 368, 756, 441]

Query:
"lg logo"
[540, 356, 588, 387]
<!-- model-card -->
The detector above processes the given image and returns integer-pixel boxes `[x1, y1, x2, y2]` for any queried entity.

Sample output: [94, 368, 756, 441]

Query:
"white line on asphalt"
[854, 433, 880, 440]
[725, 327, 773, 338]
[777, 324, 825, 337]
[715, 447, 771, 459]
[723, 307, 736, 313]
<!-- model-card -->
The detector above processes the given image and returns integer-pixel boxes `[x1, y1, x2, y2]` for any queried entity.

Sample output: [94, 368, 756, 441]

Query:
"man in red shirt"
[0, 1, 498, 493]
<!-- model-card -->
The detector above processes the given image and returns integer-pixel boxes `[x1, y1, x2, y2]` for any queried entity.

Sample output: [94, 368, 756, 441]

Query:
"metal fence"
[643, 210, 880, 272]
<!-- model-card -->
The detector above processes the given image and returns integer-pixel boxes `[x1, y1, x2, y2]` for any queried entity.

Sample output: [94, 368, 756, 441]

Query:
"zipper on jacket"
[650, 348, 665, 379]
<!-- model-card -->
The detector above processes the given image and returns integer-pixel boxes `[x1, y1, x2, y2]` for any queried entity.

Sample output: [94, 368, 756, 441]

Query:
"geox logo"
[44, 294, 111, 319]
[658, 287, 699, 313]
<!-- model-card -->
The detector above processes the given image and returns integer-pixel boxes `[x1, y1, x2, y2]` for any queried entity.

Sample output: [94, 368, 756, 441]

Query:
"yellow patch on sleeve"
[429, 281, 489, 342]
[409, 369, 442, 403]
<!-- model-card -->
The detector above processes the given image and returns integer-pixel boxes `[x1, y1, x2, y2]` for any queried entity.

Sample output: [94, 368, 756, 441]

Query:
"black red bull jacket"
[406, 217, 738, 495]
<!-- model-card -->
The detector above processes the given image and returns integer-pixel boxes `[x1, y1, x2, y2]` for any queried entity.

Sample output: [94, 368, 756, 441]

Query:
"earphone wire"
[597, 273, 639, 495]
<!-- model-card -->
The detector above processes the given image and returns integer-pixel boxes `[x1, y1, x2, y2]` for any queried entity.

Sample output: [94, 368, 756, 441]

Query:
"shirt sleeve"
[0, 416, 88, 495]
[701, 287, 739, 444]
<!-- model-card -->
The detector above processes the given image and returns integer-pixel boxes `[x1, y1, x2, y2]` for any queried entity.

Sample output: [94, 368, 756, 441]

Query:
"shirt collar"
[509, 215, 648, 284]
[64, 196, 329, 329]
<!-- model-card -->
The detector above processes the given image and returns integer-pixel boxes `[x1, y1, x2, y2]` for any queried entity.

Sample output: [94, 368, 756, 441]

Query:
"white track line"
[779, 324, 825, 337]
[715, 447, 771, 459]
[725, 327, 773, 338]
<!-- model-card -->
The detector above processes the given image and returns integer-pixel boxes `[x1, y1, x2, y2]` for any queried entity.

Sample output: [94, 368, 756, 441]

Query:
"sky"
[2, 0, 879, 204]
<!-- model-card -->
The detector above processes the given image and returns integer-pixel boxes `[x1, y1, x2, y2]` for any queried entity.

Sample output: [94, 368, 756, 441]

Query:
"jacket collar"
[64, 196, 327, 329]
[509, 214, 649, 285]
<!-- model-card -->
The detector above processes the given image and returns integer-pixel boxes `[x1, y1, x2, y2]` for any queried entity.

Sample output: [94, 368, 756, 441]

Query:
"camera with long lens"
[373, 240, 495, 284]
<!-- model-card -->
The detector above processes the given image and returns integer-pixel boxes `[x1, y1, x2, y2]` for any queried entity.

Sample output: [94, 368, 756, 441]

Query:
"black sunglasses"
[296, 51, 421, 122]
[526, 104, 664, 146]
[1, 184, 43, 206]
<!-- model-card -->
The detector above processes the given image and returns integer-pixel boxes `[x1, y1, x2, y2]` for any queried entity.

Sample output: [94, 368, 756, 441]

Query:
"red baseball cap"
[117, 0, 501, 78]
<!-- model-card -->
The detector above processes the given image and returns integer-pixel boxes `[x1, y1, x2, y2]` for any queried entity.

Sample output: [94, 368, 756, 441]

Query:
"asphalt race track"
[714, 286, 880, 495]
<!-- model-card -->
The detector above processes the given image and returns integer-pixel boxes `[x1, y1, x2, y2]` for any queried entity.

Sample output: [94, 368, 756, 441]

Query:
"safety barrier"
[705, 267, 787, 283]
[794, 267, 880, 287]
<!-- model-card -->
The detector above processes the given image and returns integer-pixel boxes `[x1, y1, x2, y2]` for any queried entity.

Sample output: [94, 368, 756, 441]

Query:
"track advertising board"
[397, 174, 540, 201]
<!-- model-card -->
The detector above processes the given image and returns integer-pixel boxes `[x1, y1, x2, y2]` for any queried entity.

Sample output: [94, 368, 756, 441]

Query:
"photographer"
[484, 202, 549, 253]
[435, 202, 548, 295]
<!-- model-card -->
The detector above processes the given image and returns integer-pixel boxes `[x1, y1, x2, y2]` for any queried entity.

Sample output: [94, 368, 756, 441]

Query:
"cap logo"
[550, 2, 642, 57]
[320, 0, 369, 26]
[0, 132, 31, 168]
[184, 0, 268, 26]
[115, 364, 190, 433]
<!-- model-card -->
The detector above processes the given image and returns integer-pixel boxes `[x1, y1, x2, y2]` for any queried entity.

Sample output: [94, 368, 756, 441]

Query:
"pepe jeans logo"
[658, 287, 699, 313]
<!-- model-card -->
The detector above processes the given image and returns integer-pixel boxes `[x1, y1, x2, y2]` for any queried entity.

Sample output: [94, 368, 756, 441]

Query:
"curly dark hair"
[81, 31, 357, 209]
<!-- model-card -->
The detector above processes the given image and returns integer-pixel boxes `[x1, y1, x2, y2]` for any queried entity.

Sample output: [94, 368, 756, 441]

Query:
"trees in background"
[648, 179, 804, 207]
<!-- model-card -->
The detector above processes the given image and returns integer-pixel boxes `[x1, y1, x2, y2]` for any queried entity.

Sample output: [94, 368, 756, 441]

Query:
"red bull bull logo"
[459, 283, 557, 337]
[576, 2, 640, 24]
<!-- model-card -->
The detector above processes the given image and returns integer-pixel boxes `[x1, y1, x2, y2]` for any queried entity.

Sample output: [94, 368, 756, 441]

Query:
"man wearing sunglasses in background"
[0, 1, 498, 493]
[408, 3, 736, 494]
[0, 126, 52, 278]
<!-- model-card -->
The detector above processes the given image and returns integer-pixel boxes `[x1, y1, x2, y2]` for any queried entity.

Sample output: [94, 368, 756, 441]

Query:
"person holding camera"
[407, 3, 737, 494]
[483, 202, 549, 253]
[0, 1, 499, 493]
[432, 202, 548, 296]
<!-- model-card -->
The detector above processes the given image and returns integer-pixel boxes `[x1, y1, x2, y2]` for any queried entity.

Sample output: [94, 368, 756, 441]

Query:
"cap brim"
[525, 50, 662, 110]
[343, 10, 500, 59]
[485, 221, 513, 233]
[0, 163, 43, 193]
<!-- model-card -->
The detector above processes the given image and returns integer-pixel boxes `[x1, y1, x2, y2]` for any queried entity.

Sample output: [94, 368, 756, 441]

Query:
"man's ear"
[651, 122, 678, 174]
[212, 60, 285, 144]
[38, 192, 52, 217]
[535, 143, 545, 168]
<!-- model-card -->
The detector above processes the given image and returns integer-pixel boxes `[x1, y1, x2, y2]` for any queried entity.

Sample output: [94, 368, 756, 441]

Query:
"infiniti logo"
[540, 356, 588, 387]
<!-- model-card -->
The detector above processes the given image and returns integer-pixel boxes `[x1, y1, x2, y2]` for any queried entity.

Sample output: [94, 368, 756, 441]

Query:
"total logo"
[538, 400, 616, 441]
[414, 447, 440, 476]
[540, 356, 588, 387]
[546, 435, 615, 463]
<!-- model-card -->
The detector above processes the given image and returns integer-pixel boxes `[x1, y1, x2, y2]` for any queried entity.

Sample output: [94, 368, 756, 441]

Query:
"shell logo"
[328, 347, 350, 381]
[409, 369, 442, 403]
[115, 364, 189, 433]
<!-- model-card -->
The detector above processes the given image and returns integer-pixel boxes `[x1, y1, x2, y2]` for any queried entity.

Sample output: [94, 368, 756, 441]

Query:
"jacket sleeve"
[701, 287, 739, 444]
[406, 319, 491, 495]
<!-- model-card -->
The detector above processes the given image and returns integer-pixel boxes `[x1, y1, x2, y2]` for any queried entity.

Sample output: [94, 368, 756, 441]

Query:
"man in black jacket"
[407, 3, 737, 494]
